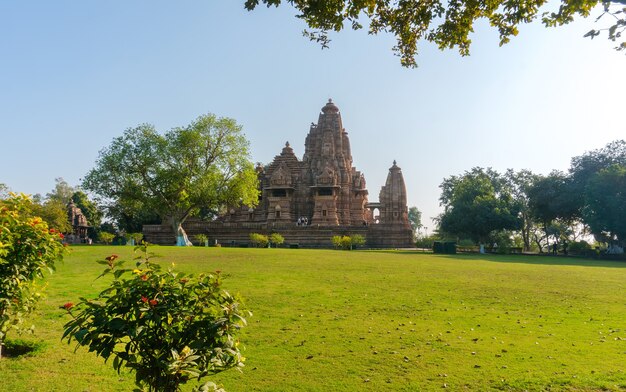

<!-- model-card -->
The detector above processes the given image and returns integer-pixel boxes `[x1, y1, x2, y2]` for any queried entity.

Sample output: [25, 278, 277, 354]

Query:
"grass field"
[1, 246, 626, 391]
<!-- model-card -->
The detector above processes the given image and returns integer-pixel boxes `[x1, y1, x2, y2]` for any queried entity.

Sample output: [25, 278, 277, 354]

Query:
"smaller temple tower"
[364, 160, 413, 248]
[378, 160, 410, 228]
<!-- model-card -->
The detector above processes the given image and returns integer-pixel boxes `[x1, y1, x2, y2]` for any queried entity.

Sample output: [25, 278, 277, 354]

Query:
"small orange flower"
[141, 296, 148, 303]
[59, 233, 65, 239]
[141, 275, 148, 281]
[49, 228, 56, 233]
[149, 299, 158, 306]
[105, 254, 119, 262]
[62, 302, 74, 310]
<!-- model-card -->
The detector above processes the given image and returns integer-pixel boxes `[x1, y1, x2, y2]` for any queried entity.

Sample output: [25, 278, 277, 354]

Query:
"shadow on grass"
[0, 339, 46, 359]
[366, 249, 626, 269]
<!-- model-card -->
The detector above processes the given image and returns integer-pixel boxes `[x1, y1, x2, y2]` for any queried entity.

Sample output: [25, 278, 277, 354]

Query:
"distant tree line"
[436, 140, 626, 253]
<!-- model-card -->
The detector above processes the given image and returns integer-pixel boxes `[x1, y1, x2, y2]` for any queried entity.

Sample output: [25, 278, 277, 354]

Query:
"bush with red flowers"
[0, 193, 65, 357]
[62, 244, 250, 392]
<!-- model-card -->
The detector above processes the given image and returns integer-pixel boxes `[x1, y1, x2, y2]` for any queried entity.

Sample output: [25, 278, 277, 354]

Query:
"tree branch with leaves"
[245, 0, 625, 67]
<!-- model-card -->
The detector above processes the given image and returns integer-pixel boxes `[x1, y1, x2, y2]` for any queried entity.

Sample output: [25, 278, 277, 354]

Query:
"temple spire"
[378, 161, 410, 228]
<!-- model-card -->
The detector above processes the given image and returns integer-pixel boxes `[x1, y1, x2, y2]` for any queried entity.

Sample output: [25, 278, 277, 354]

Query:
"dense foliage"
[99, 232, 115, 245]
[438, 168, 522, 244]
[30, 198, 72, 234]
[194, 234, 209, 247]
[63, 246, 250, 391]
[437, 140, 626, 252]
[0, 194, 65, 356]
[583, 164, 626, 244]
[245, 0, 625, 67]
[249, 233, 269, 248]
[332, 234, 366, 250]
[269, 233, 285, 248]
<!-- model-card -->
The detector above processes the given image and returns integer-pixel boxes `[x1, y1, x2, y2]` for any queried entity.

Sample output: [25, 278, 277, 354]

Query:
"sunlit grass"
[1, 246, 626, 391]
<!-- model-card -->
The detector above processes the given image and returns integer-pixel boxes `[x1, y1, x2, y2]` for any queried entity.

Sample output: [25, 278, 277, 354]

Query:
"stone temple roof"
[321, 98, 339, 114]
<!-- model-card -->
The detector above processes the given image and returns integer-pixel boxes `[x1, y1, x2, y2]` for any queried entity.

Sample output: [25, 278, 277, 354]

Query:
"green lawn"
[2, 246, 626, 391]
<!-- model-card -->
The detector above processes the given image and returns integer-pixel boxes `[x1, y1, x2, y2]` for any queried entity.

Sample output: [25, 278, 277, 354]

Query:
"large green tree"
[505, 169, 540, 252]
[83, 114, 259, 246]
[438, 167, 521, 244]
[569, 140, 626, 213]
[559, 140, 626, 246]
[583, 164, 626, 245]
[245, 0, 625, 67]
[527, 170, 579, 250]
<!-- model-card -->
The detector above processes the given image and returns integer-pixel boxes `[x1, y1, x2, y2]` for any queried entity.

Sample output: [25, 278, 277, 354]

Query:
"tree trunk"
[171, 220, 193, 246]
[532, 232, 544, 253]
[521, 217, 531, 252]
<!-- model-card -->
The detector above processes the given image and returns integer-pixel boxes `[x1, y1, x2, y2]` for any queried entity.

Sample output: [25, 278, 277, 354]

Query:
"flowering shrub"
[0, 193, 65, 356]
[62, 245, 250, 392]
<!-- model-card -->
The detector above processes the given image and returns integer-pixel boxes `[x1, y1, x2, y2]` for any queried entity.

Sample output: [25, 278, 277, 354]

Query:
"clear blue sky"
[1, 1, 624, 229]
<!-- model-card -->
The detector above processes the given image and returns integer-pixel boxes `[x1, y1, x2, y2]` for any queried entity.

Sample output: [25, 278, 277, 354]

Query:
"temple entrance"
[365, 202, 381, 224]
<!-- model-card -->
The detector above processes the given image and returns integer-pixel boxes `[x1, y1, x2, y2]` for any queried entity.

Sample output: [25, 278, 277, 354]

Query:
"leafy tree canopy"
[83, 114, 259, 245]
[527, 170, 579, 226]
[245, 0, 626, 67]
[569, 140, 626, 195]
[32, 198, 72, 234]
[505, 169, 540, 251]
[438, 167, 522, 243]
[583, 164, 626, 244]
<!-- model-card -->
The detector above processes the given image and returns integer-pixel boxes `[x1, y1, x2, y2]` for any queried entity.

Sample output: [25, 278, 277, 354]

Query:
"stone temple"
[144, 99, 413, 248]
